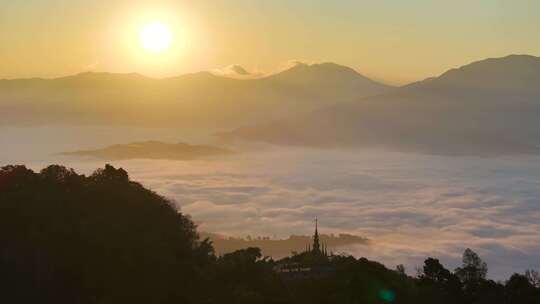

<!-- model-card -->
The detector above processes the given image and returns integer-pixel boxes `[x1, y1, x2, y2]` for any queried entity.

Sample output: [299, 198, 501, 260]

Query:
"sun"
[139, 22, 172, 54]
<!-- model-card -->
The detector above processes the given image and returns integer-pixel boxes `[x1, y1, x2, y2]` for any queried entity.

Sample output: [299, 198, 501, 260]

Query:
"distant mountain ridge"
[221, 54, 540, 156]
[266, 62, 385, 85]
[0, 62, 393, 130]
[407, 54, 540, 91]
[61, 141, 234, 160]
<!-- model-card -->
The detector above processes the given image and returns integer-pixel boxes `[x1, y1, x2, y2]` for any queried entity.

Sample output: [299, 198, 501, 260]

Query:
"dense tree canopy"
[0, 164, 538, 304]
[0, 164, 211, 303]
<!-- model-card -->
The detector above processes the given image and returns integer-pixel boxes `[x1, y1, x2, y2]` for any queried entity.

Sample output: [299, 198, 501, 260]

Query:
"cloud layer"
[22, 147, 540, 279]
[211, 64, 265, 79]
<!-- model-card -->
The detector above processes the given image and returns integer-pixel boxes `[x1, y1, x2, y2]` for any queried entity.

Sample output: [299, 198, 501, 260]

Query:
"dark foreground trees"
[0, 164, 212, 303]
[0, 164, 539, 304]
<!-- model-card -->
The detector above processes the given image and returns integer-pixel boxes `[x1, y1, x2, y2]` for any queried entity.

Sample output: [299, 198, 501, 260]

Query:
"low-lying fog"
[2, 126, 539, 279]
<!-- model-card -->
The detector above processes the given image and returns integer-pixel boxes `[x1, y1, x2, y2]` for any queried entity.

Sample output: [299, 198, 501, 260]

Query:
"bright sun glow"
[139, 22, 172, 54]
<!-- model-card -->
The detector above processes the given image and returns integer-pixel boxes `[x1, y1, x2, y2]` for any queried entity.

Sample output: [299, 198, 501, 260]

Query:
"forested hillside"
[0, 165, 538, 303]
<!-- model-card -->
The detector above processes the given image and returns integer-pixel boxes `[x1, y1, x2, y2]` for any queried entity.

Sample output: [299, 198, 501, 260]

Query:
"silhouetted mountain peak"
[276, 61, 359, 77]
[0, 60, 391, 128]
[221, 54, 540, 156]
[228, 65, 251, 75]
[410, 54, 540, 90]
[268, 61, 390, 88]
[311, 62, 361, 74]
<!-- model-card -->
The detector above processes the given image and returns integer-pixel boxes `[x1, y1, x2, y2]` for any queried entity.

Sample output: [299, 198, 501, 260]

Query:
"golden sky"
[1, 0, 539, 84]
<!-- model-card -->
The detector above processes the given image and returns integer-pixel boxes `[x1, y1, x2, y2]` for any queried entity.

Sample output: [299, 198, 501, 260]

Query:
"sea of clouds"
[2, 126, 540, 279]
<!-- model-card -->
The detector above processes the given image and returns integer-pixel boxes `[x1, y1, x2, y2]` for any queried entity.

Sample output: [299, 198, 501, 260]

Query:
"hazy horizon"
[2, 1, 540, 84]
[1, 54, 538, 87]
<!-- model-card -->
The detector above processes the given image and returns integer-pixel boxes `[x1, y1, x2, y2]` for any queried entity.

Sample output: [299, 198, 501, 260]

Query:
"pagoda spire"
[312, 218, 321, 254]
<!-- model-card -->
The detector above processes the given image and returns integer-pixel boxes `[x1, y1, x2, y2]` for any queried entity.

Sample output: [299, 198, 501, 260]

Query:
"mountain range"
[0, 62, 391, 130]
[3, 54, 539, 156]
[221, 55, 540, 156]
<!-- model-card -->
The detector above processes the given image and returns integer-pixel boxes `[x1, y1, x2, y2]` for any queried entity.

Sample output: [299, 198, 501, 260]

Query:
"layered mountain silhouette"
[221, 55, 540, 156]
[61, 141, 234, 160]
[0, 62, 391, 129]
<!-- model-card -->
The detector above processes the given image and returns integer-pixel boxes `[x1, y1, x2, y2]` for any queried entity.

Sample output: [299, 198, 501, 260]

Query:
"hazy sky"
[1, 0, 539, 84]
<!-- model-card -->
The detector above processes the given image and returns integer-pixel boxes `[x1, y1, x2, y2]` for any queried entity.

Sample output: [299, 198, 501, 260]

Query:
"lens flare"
[378, 289, 396, 302]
